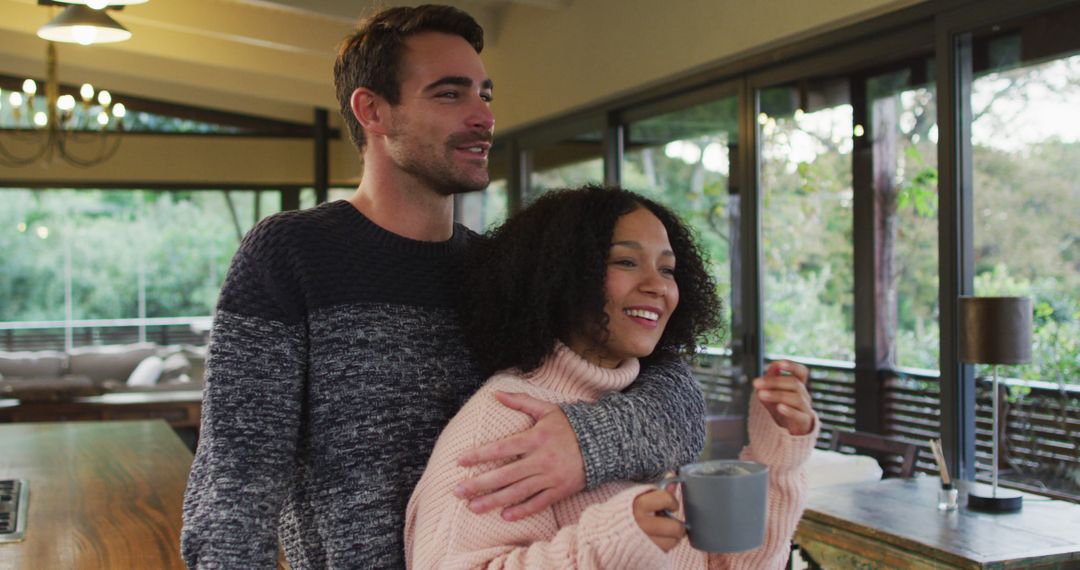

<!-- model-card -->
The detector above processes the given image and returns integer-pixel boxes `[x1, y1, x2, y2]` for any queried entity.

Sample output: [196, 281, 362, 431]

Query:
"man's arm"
[563, 356, 705, 488]
[181, 217, 307, 568]
[455, 357, 704, 520]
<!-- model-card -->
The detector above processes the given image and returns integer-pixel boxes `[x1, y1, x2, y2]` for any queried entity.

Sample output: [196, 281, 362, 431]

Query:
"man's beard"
[394, 131, 492, 196]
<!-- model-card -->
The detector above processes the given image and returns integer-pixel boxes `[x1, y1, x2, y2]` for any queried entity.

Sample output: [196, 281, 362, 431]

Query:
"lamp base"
[966, 484, 1023, 513]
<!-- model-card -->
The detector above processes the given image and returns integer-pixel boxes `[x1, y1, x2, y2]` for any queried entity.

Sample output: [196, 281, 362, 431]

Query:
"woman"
[405, 185, 817, 569]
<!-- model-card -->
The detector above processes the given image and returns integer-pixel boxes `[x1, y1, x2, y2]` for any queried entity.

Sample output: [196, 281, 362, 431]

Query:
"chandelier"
[0, 1, 145, 168]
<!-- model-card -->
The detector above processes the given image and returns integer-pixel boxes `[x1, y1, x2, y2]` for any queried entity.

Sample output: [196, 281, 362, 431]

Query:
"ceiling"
[0, 0, 567, 125]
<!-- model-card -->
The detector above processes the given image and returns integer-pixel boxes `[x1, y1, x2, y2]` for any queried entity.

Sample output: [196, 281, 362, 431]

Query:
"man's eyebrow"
[422, 76, 495, 92]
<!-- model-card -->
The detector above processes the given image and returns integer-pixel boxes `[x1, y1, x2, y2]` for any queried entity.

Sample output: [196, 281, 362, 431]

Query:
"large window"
[2, 189, 279, 328]
[969, 14, 1080, 496]
[759, 82, 855, 362]
[867, 63, 940, 371]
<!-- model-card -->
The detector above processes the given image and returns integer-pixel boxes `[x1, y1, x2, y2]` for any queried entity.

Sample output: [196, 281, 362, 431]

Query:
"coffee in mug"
[658, 459, 768, 553]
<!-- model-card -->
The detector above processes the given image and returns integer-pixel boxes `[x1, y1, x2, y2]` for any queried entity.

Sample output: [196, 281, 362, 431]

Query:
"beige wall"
[485, 0, 924, 132]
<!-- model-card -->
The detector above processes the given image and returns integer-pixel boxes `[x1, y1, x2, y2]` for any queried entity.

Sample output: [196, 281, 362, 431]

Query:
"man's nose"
[468, 97, 495, 132]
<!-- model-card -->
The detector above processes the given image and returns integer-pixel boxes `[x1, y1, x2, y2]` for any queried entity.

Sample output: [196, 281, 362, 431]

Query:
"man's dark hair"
[461, 184, 724, 374]
[333, 5, 484, 150]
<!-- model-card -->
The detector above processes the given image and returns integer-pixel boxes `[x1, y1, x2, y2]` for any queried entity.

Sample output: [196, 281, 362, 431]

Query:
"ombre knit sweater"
[405, 345, 819, 570]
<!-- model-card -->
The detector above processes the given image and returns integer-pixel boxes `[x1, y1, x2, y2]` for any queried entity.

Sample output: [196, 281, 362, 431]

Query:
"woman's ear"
[350, 87, 390, 137]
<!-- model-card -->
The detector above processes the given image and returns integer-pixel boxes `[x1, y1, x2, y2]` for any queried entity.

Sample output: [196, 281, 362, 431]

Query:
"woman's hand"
[753, 360, 815, 436]
[632, 489, 685, 552]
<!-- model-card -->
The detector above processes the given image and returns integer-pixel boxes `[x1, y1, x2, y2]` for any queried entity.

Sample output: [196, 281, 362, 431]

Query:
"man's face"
[384, 32, 495, 196]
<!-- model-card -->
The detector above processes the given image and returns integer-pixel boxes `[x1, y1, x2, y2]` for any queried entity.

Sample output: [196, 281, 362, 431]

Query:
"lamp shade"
[959, 296, 1033, 364]
[37, 5, 132, 45]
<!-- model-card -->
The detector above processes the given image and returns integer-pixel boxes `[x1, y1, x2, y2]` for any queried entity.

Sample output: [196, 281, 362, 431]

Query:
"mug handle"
[656, 474, 689, 529]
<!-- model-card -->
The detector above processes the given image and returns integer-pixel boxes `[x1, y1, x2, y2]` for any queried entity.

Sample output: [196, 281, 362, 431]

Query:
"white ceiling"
[0, 0, 567, 125]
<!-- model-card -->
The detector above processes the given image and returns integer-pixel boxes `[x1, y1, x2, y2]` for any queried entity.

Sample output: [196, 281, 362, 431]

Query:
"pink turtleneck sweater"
[404, 345, 818, 569]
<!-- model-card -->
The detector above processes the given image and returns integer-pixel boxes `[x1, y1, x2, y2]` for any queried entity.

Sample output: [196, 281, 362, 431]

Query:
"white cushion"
[69, 343, 158, 384]
[126, 356, 164, 387]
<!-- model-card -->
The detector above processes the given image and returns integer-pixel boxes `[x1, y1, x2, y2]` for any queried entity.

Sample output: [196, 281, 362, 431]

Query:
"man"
[182, 5, 707, 568]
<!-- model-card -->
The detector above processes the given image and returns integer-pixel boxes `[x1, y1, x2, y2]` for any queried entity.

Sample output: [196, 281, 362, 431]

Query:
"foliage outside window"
[1, 189, 278, 323]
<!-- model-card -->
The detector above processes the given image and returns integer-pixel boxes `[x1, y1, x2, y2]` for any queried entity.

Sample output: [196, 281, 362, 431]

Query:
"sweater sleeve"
[561, 356, 705, 488]
[707, 397, 819, 570]
[181, 216, 308, 569]
[432, 486, 668, 570]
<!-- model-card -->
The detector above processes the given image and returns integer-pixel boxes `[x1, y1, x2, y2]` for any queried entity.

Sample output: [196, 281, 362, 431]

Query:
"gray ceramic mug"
[657, 459, 769, 553]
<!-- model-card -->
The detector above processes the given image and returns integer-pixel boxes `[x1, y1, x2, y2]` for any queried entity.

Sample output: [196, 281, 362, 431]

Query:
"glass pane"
[528, 130, 604, 199]
[623, 96, 737, 347]
[970, 21, 1080, 498]
[866, 64, 940, 372]
[457, 180, 508, 232]
[1, 189, 282, 347]
[759, 82, 854, 362]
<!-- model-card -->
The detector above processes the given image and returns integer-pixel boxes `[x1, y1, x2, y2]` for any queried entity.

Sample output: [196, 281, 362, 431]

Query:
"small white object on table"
[805, 448, 883, 489]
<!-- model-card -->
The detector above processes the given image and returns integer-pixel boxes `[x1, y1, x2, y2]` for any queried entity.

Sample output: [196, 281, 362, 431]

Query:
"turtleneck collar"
[522, 343, 640, 402]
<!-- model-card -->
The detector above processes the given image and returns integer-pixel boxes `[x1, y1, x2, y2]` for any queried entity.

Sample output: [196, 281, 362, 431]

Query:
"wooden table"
[795, 476, 1080, 569]
[0, 420, 193, 569]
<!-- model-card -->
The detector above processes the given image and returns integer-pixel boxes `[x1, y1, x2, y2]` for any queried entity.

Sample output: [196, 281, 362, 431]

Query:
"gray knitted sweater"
[180, 200, 705, 569]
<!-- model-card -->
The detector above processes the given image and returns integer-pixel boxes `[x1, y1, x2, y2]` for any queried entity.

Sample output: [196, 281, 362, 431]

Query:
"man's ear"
[350, 87, 390, 137]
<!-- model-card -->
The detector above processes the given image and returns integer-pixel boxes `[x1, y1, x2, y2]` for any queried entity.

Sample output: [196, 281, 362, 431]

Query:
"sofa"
[0, 343, 206, 401]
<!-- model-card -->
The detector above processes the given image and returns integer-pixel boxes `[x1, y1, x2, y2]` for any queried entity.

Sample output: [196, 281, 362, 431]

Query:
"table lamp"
[958, 296, 1031, 513]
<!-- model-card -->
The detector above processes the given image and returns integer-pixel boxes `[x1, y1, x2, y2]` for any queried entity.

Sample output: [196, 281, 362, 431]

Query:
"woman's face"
[568, 207, 680, 368]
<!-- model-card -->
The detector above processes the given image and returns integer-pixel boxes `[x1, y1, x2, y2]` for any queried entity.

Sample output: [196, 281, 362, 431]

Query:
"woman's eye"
[660, 267, 676, 276]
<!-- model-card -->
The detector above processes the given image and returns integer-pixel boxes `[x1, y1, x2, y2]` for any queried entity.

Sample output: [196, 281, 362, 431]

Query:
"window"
[759, 82, 855, 361]
[969, 10, 1080, 496]
[1, 189, 281, 345]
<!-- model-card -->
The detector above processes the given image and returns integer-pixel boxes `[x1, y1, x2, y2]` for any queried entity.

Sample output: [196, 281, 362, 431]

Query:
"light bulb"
[112, 102, 126, 118]
[97, 111, 109, 126]
[22, 79, 37, 96]
[33, 111, 48, 127]
[72, 26, 99, 46]
[57, 94, 76, 111]
[87, 0, 110, 8]
[97, 90, 112, 106]
[80, 83, 94, 102]
[9, 91, 23, 107]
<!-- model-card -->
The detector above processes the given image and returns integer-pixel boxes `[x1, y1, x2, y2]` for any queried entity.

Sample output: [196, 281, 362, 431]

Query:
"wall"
[484, 0, 925, 132]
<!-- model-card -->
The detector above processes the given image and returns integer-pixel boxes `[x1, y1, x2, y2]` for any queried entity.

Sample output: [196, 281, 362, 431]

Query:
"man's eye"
[437, 91, 459, 99]
[481, 93, 494, 103]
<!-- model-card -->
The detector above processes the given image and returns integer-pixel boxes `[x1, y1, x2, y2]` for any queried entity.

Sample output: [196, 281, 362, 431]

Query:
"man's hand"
[454, 391, 586, 521]
[633, 489, 685, 552]
[753, 360, 815, 436]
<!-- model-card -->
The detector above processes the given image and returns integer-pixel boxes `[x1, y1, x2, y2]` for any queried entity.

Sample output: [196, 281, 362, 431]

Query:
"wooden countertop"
[0, 420, 193, 569]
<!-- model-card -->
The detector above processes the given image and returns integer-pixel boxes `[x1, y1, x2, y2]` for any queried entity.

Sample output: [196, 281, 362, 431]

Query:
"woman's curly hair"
[461, 184, 724, 374]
